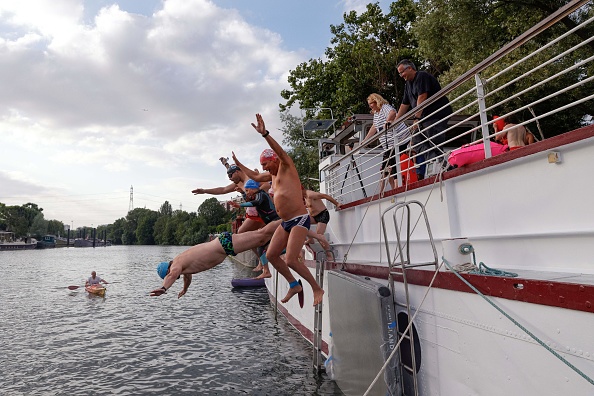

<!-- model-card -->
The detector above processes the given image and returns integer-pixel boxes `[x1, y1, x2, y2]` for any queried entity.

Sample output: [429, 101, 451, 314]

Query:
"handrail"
[321, 0, 593, 204]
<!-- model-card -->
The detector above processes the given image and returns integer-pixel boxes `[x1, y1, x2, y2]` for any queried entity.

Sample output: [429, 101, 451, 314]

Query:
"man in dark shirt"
[395, 59, 453, 179]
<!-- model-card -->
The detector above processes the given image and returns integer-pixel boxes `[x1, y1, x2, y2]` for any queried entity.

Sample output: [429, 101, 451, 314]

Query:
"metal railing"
[322, 0, 593, 204]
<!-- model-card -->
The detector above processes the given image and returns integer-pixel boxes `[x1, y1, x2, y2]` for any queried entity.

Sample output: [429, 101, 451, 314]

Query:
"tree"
[109, 218, 126, 245]
[280, 111, 322, 190]
[29, 213, 48, 238]
[197, 198, 228, 228]
[281, 1, 419, 121]
[0, 203, 43, 237]
[159, 201, 173, 217]
[136, 210, 159, 245]
[413, 0, 593, 137]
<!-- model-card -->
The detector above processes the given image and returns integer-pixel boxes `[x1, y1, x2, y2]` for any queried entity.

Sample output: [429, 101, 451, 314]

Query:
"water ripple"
[0, 246, 342, 395]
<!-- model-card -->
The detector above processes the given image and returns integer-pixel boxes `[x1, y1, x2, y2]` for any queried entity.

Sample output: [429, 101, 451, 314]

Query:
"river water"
[0, 246, 342, 395]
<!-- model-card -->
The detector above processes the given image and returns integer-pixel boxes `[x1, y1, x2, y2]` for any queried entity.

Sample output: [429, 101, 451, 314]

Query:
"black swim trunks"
[312, 209, 330, 224]
[281, 214, 311, 232]
[218, 232, 236, 256]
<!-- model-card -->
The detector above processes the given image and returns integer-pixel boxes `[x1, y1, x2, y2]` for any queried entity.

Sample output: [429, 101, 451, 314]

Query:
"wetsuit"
[240, 190, 280, 224]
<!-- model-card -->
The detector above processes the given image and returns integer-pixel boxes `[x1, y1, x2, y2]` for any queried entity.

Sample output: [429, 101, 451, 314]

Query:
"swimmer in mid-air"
[150, 220, 281, 298]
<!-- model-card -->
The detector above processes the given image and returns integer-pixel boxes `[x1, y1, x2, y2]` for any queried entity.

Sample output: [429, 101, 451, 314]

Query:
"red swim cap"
[493, 115, 506, 131]
[260, 149, 278, 163]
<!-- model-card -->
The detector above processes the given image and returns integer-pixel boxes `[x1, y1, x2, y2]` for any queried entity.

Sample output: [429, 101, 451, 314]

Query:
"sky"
[0, 0, 392, 228]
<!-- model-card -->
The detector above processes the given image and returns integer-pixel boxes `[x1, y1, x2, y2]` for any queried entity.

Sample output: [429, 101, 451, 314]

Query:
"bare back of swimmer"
[150, 220, 281, 298]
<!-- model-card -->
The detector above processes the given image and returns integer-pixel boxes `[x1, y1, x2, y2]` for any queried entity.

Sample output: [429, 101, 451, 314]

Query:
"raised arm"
[192, 182, 237, 195]
[232, 151, 271, 182]
[309, 190, 341, 209]
[251, 113, 291, 165]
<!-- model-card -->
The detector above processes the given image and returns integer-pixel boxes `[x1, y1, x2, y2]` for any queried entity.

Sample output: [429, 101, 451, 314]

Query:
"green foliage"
[0, 202, 43, 238]
[279, 111, 322, 190]
[29, 213, 48, 238]
[414, 0, 594, 136]
[198, 198, 229, 228]
[281, 1, 419, 121]
[280, 0, 593, 167]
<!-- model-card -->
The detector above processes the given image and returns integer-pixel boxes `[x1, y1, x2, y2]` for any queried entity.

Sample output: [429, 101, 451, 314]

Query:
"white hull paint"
[265, 3, 594, 394]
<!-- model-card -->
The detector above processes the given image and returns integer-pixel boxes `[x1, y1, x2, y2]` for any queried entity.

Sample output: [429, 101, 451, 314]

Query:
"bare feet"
[313, 287, 325, 306]
[281, 282, 303, 304]
[255, 266, 272, 279]
[253, 263, 263, 272]
[314, 235, 330, 251]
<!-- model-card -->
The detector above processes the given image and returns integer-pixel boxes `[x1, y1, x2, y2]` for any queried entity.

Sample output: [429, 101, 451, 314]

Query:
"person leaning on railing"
[395, 59, 453, 180]
[364, 93, 399, 193]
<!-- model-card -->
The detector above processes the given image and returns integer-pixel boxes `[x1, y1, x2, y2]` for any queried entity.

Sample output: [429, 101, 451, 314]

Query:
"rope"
[363, 261, 444, 396]
[443, 256, 594, 386]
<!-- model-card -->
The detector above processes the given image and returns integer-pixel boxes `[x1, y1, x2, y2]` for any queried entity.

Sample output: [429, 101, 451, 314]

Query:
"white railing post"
[475, 73, 493, 158]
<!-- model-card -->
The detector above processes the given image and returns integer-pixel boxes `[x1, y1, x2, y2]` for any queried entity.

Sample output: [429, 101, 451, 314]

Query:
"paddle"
[68, 280, 113, 290]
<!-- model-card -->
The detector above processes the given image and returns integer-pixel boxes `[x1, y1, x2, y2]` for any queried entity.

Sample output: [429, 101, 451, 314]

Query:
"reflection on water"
[0, 246, 342, 395]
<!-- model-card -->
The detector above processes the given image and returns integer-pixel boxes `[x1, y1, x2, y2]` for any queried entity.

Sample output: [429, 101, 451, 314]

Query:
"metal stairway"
[380, 200, 439, 396]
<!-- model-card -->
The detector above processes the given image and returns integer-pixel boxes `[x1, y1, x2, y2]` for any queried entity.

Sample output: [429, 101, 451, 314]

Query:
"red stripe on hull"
[303, 261, 593, 314]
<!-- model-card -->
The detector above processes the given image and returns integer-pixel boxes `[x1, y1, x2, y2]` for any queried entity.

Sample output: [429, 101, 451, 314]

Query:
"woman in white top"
[364, 93, 411, 193]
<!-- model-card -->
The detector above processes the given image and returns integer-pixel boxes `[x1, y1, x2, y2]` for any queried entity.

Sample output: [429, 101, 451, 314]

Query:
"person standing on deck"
[363, 93, 400, 193]
[395, 59, 453, 179]
[231, 114, 325, 307]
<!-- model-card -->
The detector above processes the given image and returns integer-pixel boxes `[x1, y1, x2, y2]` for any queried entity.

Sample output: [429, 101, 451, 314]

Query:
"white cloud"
[0, 0, 300, 224]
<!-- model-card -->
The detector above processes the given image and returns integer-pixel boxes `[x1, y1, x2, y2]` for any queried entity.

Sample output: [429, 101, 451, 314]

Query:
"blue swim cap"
[244, 179, 259, 189]
[157, 261, 170, 279]
[227, 165, 240, 176]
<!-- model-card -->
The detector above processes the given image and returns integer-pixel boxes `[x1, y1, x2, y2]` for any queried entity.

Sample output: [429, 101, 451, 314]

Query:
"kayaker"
[85, 271, 108, 287]
[150, 219, 282, 298]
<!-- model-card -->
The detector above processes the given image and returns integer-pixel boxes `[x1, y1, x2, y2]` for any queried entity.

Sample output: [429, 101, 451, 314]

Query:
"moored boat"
[85, 285, 106, 297]
[36, 235, 57, 249]
[261, 3, 594, 395]
[0, 231, 37, 251]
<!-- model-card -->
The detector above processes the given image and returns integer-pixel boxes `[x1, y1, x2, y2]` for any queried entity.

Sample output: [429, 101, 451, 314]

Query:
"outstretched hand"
[251, 113, 266, 135]
[192, 188, 204, 195]
[150, 287, 167, 297]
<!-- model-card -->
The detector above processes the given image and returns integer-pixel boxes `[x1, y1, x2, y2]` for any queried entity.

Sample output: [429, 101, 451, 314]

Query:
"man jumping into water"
[232, 114, 325, 307]
[150, 220, 281, 298]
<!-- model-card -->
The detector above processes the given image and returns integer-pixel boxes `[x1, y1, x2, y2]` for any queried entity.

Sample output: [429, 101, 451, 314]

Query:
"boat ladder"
[380, 200, 439, 396]
[312, 249, 333, 373]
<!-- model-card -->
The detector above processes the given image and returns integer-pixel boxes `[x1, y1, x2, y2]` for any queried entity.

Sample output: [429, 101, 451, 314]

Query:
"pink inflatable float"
[448, 142, 508, 167]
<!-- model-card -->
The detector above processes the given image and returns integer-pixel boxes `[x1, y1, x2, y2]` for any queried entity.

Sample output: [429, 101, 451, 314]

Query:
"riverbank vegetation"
[0, 198, 233, 246]
[2, 1, 591, 243]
